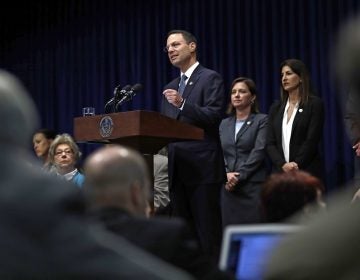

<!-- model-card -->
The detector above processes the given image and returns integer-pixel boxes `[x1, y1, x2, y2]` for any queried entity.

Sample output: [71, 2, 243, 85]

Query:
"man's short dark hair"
[167, 29, 197, 45]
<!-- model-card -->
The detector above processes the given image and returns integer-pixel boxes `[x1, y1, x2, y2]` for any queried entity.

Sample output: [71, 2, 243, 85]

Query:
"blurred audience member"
[219, 77, 268, 226]
[351, 187, 360, 203]
[267, 59, 324, 180]
[344, 89, 360, 191]
[154, 153, 170, 212]
[261, 170, 326, 223]
[338, 15, 360, 202]
[84, 145, 233, 280]
[49, 133, 85, 187]
[32, 128, 57, 171]
[0, 69, 190, 279]
[344, 87, 360, 203]
[264, 199, 360, 280]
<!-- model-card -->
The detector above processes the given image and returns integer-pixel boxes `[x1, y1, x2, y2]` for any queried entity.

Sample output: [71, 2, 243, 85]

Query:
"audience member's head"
[261, 171, 325, 222]
[33, 128, 57, 167]
[0, 70, 39, 150]
[49, 133, 82, 175]
[84, 145, 151, 216]
[335, 15, 360, 96]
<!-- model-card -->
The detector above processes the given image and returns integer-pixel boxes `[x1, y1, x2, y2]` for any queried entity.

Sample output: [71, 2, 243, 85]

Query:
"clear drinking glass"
[82, 107, 95, 116]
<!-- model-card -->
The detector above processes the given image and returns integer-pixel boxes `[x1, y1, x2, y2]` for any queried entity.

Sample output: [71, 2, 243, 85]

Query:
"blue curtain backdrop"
[1, 0, 359, 192]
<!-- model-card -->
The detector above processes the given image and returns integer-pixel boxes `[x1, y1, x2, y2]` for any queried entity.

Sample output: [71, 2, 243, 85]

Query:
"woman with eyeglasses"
[48, 133, 84, 187]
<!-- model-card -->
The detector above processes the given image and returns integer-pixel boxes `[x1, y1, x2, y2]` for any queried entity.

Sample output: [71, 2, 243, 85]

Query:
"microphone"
[129, 83, 143, 95]
[104, 84, 131, 113]
[114, 84, 122, 95]
[115, 84, 132, 99]
[104, 84, 121, 113]
[105, 84, 121, 106]
[115, 83, 143, 111]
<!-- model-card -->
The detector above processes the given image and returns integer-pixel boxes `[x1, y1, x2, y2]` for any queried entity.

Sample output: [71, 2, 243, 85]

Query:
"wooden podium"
[73, 110, 204, 153]
[73, 110, 204, 191]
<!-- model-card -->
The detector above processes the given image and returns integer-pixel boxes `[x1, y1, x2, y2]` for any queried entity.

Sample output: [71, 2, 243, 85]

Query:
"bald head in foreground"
[84, 145, 151, 216]
[84, 145, 233, 280]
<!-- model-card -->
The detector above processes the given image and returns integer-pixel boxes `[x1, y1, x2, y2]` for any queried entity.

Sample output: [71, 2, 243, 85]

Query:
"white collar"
[59, 168, 78, 181]
[181, 61, 199, 80]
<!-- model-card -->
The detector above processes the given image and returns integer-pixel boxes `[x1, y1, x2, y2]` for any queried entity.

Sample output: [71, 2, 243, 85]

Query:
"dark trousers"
[170, 181, 223, 262]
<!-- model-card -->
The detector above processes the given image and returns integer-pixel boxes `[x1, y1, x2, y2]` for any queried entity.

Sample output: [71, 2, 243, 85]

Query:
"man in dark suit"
[0, 69, 190, 279]
[161, 29, 226, 260]
[83, 145, 233, 280]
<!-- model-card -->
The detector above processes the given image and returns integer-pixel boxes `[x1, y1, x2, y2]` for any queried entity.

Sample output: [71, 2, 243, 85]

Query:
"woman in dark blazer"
[267, 59, 324, 179]
[219, 77, 268, 226]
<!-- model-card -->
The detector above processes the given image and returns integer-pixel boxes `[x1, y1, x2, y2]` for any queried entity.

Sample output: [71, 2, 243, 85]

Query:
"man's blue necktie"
[178, 74, 188, 95]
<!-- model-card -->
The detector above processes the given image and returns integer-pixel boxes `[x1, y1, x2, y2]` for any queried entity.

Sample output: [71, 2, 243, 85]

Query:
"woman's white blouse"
[282, 100, 299, 162]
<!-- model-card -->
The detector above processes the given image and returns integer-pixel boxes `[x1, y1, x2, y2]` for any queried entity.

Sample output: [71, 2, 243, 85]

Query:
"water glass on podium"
[82, 107, 95, 116]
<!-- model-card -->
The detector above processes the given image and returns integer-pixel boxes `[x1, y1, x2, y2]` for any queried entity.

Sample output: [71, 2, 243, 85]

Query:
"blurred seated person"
[154, 147, 170, 214]
[0, 69, 191, 279]
[49, 133, 84, 187]
[261, 170, 326, 223]
[32, 128, 57, 171]
[83, 145, 234, 280]
[352, 188, 360, 203]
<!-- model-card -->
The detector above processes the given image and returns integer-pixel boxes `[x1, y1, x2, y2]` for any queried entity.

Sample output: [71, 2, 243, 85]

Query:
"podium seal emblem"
[99, 116, 114, 138]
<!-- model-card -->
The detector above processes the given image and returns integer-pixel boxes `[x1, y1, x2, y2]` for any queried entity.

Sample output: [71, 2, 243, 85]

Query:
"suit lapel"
[172, 76, 182, 119]
[291, 104, 304, 132]
[226, 116, 237, 144]
[235, 114, 255, 142]
[181, 65, 203, 100]
[275, 102, 286, 141]
[168, 64, 204, 119]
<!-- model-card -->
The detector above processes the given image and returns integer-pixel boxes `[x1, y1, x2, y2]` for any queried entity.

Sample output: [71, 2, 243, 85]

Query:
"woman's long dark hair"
[280, 59, 313, 106]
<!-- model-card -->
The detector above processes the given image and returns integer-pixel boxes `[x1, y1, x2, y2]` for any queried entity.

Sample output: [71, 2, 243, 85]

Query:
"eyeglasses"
[55, 149, 73, 157]
[163, 41, 185, 53]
